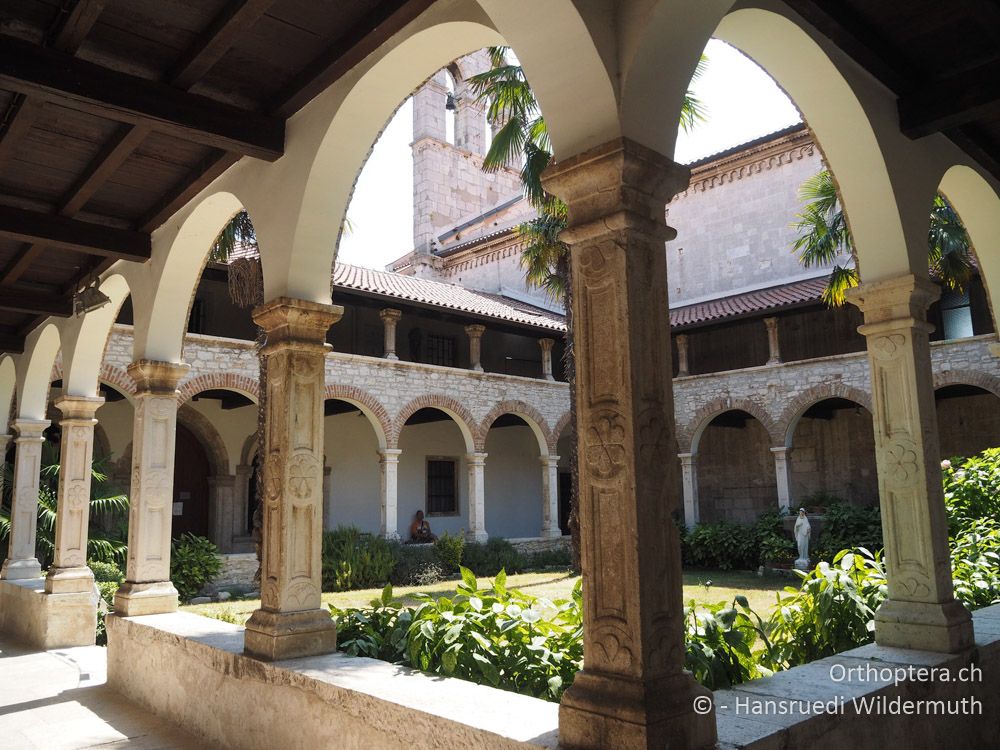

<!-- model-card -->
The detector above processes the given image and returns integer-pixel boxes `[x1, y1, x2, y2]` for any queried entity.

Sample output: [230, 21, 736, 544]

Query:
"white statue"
[793, 508, 811, 570]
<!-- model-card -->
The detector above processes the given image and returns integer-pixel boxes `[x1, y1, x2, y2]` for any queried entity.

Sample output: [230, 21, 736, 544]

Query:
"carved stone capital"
[846, 274, 940, 325]
[538, 337, 555, 353]
[379, 308, 402, 323]
[464, 324, 486, 339]
[252, 297, 343, 348]
[12, 418, 48, 441]
[542, 137, 689, 243]
[54, 395, 104, 422]
[128, 360, 190, 395]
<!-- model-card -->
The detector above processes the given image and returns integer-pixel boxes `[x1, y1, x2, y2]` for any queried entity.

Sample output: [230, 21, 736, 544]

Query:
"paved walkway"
[0, 637, 207, 749]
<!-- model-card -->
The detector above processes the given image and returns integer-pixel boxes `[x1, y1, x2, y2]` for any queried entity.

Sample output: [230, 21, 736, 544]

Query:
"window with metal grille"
[426, 458, 458, 515]
[941, 290, 974, 340]
[187, 298, 205, 334]
[425, 334, 456, 367]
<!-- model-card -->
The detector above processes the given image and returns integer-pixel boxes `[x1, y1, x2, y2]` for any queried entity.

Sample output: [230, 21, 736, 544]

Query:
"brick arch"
[550, 411, 574, 452]
[933, 369, 1000, 399]
[51, 361, 136, 404]
[324, 384, 392, 450]
[390, 394, 480, 452]
[777, 383, 874, 448]
[177, 372, 259, 406]
[177, 403, 231, 476]
[679, 397, 781, 454]
[477, 400, 552, 454]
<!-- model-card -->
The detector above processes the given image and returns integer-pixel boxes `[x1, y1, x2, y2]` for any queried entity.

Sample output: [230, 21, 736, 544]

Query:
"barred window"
[425, 334, 456, 367]
[426, 458, 458, 515]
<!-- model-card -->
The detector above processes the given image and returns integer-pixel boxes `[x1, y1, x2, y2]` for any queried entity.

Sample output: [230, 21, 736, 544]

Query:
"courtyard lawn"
[181, 569, 789, 626]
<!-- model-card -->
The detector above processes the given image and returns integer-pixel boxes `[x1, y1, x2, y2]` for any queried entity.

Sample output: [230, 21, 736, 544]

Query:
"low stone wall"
[0, 578, 96, 649]
[106, 612, 558, 750]
[713, 604, 1000, 749]
[509, 536, 572, 557]
[214, 553, 258, 590]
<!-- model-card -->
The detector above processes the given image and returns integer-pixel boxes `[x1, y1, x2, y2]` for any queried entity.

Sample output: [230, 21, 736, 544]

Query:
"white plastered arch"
[60, 274, 131, 398]
[0, 356, 17, 428]
[16, 323, 61, 421]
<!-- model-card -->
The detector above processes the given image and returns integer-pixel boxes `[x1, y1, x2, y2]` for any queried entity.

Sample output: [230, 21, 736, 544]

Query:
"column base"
[243, 608, 337, 661]
[465, 530, 488, 544]
[114, 580, 179, 616]
[45, 565, 95, 594]
[541, 526, 563, 540]
[875, 598, 974, 653]
[559, 670, 716, 750]
[1, 557, 42, 580]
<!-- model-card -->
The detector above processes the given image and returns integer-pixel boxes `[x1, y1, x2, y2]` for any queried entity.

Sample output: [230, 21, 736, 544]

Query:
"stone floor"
[0, 637, 207, 749]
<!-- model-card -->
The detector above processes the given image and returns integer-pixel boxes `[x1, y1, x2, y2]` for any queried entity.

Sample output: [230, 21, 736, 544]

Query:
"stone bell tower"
[410, 50, 523, 276]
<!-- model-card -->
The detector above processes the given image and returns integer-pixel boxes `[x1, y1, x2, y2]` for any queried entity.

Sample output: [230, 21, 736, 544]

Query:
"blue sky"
[338, 40, 802, 270]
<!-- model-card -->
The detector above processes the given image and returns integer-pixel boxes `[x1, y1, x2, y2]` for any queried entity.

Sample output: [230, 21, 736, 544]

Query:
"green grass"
[181, 569, 789, 627]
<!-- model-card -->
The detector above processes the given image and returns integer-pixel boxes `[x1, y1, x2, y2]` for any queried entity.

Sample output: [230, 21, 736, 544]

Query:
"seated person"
[409, 510, 437, 543]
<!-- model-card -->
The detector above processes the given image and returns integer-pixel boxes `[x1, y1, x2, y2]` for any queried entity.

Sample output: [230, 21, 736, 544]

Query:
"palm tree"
[0, 441, 129, 567]
[793, 170, 974, 306]
[468, 48, 708, 567]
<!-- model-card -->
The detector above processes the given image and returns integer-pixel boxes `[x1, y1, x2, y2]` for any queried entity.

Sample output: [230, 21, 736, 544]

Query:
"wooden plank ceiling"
[0, 0, 433, 352]
[0, 0, 997, 355]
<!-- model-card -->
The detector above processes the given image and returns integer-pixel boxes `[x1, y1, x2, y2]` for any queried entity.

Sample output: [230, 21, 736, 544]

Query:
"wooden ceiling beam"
[137, 150, 240, 233]
[49, 0, 109, 53]
[899, 59, 1000, 138]
[272, 0, 436, 117]
[169, 0, 279, 89]
[0, 35, 285, 161]
[0, 204, 149, 261]
[0, 287, 72, 317]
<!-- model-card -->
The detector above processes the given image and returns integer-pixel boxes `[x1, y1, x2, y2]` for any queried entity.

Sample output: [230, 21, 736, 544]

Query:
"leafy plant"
[390, 544, 438, 586]
[950, 518, 1000, 609]
[684, 520, 757, 570]
[461, 537, 526, 577]
[684, 596, 774, 689]
[812, 502, 883, 562]
[0, 444, 129, 567]
[433, 531, 465, 573]
[942, 450, 1000, 535]
[322, 526, 397, 592]
[170, 533, 222, 602]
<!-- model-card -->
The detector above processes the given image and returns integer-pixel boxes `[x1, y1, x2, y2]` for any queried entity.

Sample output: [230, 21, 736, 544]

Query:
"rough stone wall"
[699, 417, 777, 523]
[664, 130, 835, 305]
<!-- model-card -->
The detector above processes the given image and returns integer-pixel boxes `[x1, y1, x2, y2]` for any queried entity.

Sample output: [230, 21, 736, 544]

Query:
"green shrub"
[684, 521, 756, 570]
[88, 559, 124, 584]
[322, 526, 397, 592]
[433, 531, 465, 573]
[758, 532, 795, 564]
[812, 502, 882, 562]
[950, 518, 1000, 609]
[391, 544, 439, 586]
[526, 545, 573, 569]
[170, 533, 222, 602]
[334, 584, 412, 662]
[942, 449, 1000, 535]
[461, 538, 526, 577]
[685, 596, 773, 689]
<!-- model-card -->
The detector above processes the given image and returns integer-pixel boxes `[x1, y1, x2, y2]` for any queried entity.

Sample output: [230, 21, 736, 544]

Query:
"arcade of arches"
[2, 2, 1000, 750]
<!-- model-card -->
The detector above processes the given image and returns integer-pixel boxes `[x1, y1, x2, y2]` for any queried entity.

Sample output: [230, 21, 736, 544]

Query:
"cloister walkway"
[0, 637, 205, 750]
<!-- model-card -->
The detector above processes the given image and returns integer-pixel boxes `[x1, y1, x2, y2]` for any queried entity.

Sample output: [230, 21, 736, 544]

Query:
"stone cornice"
[674, 128, 817, 198]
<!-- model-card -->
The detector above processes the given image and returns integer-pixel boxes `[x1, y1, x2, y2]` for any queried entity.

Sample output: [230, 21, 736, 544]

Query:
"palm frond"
[210, 210, 257, 263]
[822, 265, 860, 307]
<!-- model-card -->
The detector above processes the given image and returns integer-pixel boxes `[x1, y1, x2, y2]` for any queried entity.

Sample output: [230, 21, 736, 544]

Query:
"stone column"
[379, 448, 402, 539]
[379, 308, 401, 360]
[771, 447, 793, 512]
[1, 419, 48, 580]
[538, 338, 556, 381]
[234, 464, 253, 537]
[764, 317, 782, 365]
[208, 475, 236, 554]
[847, 275, 974, 653]
[540, 454, 561, 538]
[115, 360, 189, 616]
[244, 297, 342, 661]
[678, 453, 699, 529]
[543, 138, 716, 749]
[45, 396, 104, 593]
[675, 334, 690, 377]
[465, 452, 488, 543]
[465, 324, 485, 372]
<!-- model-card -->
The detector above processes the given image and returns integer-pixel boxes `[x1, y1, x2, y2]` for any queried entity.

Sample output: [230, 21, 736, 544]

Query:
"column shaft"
[848, 275, 973, 653]
[46, 396, 104, 593]
[379, 449, 402, 539]
[244, 297, 342, 661]
[465, 324, 485, 372]
[539, 338, 555, 381]
[543, 138, 715, 749]
[540, 455, 561, 538]
[465, 452, 487, 543]
[1, 420, 48, 580]
[764, 317, 782, 365]
[770, 446, 792, 513]
[115, 360, 189, 615]
[675, 334, 690, 378]
[678, 453, 699, 529]
[380, 308, 401, 360]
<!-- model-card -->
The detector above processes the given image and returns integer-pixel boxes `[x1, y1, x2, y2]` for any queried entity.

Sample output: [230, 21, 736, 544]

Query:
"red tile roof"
[332, 263, 566, 331]
[670, 276, 828, 329]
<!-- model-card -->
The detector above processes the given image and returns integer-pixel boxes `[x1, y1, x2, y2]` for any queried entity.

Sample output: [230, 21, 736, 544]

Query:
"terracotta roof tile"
[670, 277, 827, 329]
[332, 262, 566, 331]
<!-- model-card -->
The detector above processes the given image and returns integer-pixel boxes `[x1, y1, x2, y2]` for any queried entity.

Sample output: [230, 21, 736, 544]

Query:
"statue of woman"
[793, 508, 811, 568]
